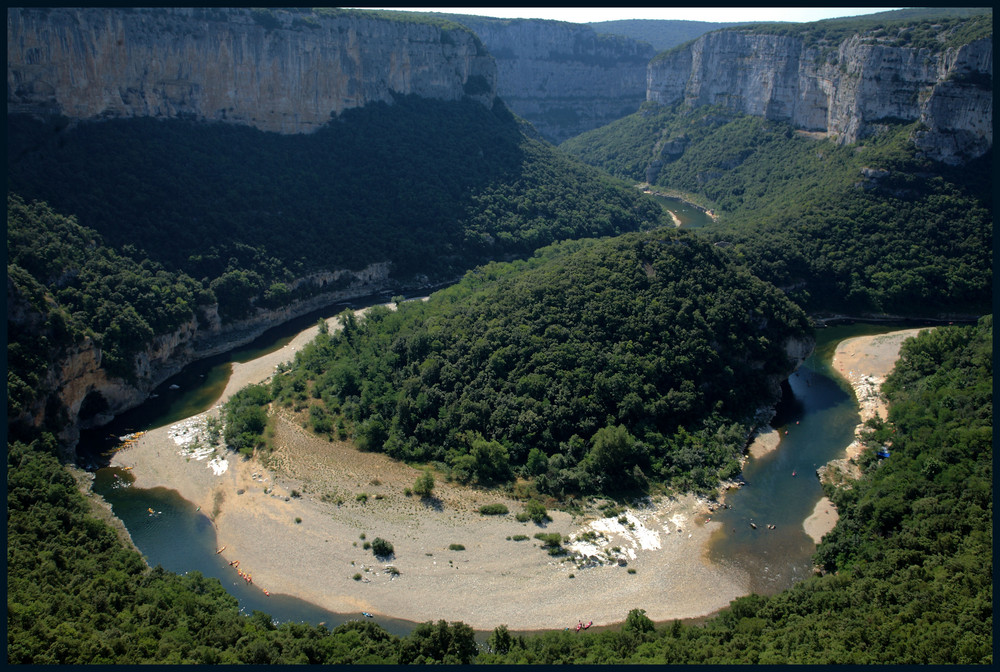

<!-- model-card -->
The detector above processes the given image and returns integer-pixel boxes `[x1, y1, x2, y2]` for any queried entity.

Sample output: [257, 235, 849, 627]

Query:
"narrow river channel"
[87, 301, 922, 634]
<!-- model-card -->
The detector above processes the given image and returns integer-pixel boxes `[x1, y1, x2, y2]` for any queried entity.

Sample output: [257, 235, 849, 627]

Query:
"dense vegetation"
[264, 230, 810, 495]
[7, 95, 666, 440]
[480, 317, 992, 663]
[9, 96, 666, 322]
[6, 6, 991, 662]
[6, 436, 480, 664]
[7, 195, 208, 430]
[723, 8, 992, 52]
[562, 105, 991, 315]
[9, 319, 990, 663]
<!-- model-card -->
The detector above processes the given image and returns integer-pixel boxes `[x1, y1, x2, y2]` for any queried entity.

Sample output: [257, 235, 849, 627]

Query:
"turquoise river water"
[86, 302, 925, 634]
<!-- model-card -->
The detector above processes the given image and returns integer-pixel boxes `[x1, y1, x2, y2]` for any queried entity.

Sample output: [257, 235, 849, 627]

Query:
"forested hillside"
[7, 6, 991, 665]
[478, 317, 993, 664]
[562, 106, 991, 315]
[9, 98, 665, 319]
[254, 231, 811, 495]
[9, 319, 989, 663]
[7, 96, 667, 442]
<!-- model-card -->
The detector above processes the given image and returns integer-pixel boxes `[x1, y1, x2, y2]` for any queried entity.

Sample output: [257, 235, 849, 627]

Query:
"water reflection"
[706, 323, 914, 595]
[89, 313, 923, 630]
[93, 468, 418, 635]
[651, 195, 713, 229]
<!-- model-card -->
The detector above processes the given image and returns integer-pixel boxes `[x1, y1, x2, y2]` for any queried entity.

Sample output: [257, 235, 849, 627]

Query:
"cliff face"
[450, 16, 654, 143]
[648, 30, 992, 164]
[11, 262, 393, 453]
[7, 7, 497, 134]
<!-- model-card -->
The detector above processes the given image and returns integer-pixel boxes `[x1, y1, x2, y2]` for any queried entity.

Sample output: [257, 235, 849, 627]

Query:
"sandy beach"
[807, 327, 928, 542]
[106, 319, 929, 630]
[746, 426, 781, 460]
[111, 308, 750, 631]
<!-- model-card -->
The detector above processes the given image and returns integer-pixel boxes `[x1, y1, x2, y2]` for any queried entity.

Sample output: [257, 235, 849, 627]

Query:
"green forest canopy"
[561, 105, 992, 315]
[263, 230, 811, 495]
[8, 318, 990, 663]
[8, 96, 667, 323]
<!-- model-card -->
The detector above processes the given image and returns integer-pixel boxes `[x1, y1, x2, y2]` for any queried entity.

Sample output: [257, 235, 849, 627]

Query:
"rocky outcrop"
[12, 261, 394, 453]
[448, 16, 654, 143]
[648, 29, 992, 164]
[7, 7, 497, 134]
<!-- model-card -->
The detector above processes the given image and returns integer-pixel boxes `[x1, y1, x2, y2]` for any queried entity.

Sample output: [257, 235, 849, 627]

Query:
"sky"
[349, 7, 904, 24]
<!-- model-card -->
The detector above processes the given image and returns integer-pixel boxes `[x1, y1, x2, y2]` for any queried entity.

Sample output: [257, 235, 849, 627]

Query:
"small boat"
[147, 508, 155, 514]
[362, 612, 373, 619]
[583, 621, 593, 630]
[792, 470, 796, 477]
[216, 545, 226, 554]
[750, 522, 757, 529]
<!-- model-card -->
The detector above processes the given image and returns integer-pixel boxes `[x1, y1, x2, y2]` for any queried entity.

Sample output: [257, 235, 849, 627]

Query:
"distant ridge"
[587, 18, 748, 51]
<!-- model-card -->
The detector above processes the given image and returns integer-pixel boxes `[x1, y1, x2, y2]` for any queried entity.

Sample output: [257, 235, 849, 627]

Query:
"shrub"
[295, 517, 302, 524]
[478, 503, 509, 516]
[352, 573, 362, 581]
[448, 543, 466, 551]
[356, 493, 369, 503]
[511, 534, 529, 541]
[371, 537, 394, 558]
[413, 469, 435, 497]
[534, 532, 562, 547]
[525, 499, 550, 524]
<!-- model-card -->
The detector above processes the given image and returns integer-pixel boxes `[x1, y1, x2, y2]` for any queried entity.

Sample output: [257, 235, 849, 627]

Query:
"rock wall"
[449, 16, 654, 143]
[13, 262, 394, 453]
[648, 29, 992, 164]
[7, 7, 497, 134]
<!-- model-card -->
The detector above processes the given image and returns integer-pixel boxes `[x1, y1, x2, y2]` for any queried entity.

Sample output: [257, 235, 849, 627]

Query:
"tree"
[583, 424, 641, 489]
[488, 624, 513, 655]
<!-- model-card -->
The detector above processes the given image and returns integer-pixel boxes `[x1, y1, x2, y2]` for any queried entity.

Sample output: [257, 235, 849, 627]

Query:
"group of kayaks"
[226, 556, 269, 596]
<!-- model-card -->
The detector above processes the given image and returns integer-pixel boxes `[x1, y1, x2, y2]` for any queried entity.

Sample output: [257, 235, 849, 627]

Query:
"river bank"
[638, 184, 719, 223]
[804, 327, 928, 542]
[110, 307, 750, 631]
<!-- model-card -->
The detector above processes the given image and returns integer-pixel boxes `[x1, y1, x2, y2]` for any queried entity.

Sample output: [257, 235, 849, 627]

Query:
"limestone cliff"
[648, 28, 992, 164]
[7, 7, 496, 134]
[10, 261, 394, 453]
[447, 16, 654, 143]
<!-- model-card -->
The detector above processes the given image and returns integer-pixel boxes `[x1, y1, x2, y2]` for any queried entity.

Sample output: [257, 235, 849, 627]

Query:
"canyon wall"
[9, 261, 395, 452]
[647, 30, 992, 164]
[7, 7, 497, 134]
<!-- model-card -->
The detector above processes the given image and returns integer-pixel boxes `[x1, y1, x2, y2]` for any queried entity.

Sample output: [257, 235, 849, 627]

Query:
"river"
[88, 307, 922, 633]
[650, 194, 713, 229]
